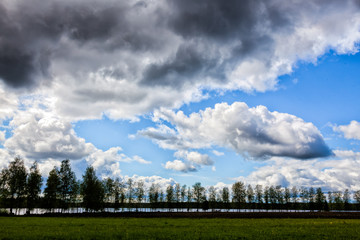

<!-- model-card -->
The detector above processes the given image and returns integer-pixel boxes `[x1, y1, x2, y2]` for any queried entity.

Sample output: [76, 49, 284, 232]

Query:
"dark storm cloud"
[0, 0, 140, 88]
[140, 0, 289, 87]
[143, 43, 222, 87]
[167, 0, 286, 39]
[0, 0, 290, 88]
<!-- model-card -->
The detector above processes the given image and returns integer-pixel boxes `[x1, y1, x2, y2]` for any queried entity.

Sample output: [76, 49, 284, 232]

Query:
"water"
[6, 208, 353, 215]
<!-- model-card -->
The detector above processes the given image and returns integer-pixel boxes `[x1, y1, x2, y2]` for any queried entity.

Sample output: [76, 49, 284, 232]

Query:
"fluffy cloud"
[86, 147, 151, 178]
[236, 151, 360, 191]
[140, 102, 332, 159]
[0, 84, 18, 123]
[0, 98, 149, 178]
[0, 0, 360, 120]
[4, 105, 94, 160]
[165, 150, 213, 172]
[164, 160, 196, 173]
[174, 150, 213, 166]
[333, 121, 360, 140]
[124, 175, 176, 192]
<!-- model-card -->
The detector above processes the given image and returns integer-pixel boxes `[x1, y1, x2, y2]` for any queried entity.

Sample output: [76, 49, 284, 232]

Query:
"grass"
[0, 217, 360, 239]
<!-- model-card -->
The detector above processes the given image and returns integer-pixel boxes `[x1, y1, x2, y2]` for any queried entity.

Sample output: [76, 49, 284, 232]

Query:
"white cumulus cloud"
[236, 153, 360, 191]
[333, 121, 360, 140]
[140, 102, 332, 160]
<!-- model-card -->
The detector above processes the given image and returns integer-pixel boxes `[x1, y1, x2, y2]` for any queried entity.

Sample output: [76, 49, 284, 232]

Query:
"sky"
[1, 0, 360, 192]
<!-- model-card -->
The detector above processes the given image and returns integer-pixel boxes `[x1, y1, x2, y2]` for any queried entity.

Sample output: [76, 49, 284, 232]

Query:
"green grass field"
[0, 217, 360, 239]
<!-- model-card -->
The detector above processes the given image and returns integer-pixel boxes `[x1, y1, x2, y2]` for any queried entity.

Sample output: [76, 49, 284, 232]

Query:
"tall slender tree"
[284, 187, 291, 210]
[255, 184, 263, 206]
[44, 167, 60, 212]
[315, 187, 326, 211]
[166, 184, 174, 211]
[0, 168, 10, 209]
[192, 182, 205, 211]
[127, 178, 134, 208]
[308, 187, 315, 211]
[291, 186, 298, 210]
[343, 189, 350, 210]
[232, 181, 246, 211]
[113, 178, 123, 212]
[208, 186, 217, 211]
[221, 187, 230, 211]
[58, 160, 76, 212]
[135, 180, 145, 211]
[149, 183, 159, 211]
[246, 184, 254, 210]
[7, 157, 27, 214]
[81, 166, 104, 212]
[103, 177, 115, 208]
[174, 183, 181, 211]
[26, 161, 42, 213]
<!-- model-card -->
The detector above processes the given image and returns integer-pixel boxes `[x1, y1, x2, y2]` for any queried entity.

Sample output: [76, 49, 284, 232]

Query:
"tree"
[103, 177, 115, 207]
[308, 187, 315, 211]
[180, 185, 187, 205]
[71, 180, 81, 212]
[186, 187, 192, 211]
[354, 190, 360, 210]
[255, 184, 263, 207]
[333, 191, 343, 210]
[291, 186, 298, 210]
[343, 189, 350, 210]
[300, 187, 309, 209]
[208, 186, 217, 211]
[315, 187, 326, 211]
[8, 157, 28, 214]
[135, 180, 145, 211]
[269, 186, 277, 209]
[284, 187, 291, 210]
[44, 167, 61, 212]
[264, 186, 270, 210]
[327, 191, 333, 210]
[232, 181, 246, 211]
[246, 185, 254, 210]
[113, 178, 124, 212]
[354, 190, 360, 204]
[58, 160, 76, 212]
[81, 166, 104, 212]
[26, 161, 42, 213]
[174, 183, 181, 211]
[221, 187, 230, 211]
[166, 184, 174, 211]
[0, 168, 10, 209]
[192, 182, 205, 211]
[127, 178, 134, 208]
[275, 185, 284, 206]
[149, 183, 160, 211]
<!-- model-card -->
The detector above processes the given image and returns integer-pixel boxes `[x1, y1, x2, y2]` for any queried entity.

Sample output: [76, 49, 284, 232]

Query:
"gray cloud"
[1, 0, 360, 121]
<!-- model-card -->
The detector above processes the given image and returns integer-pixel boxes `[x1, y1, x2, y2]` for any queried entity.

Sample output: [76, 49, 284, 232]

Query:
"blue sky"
[72, 51, 360, 188]
[1, 0, 360, 191]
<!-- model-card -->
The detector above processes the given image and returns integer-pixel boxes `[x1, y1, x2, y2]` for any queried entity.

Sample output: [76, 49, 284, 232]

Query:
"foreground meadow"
[0, 217, 360, 239]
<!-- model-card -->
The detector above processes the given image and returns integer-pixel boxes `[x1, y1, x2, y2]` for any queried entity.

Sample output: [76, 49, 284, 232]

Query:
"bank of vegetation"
[1, 157, 360, 215]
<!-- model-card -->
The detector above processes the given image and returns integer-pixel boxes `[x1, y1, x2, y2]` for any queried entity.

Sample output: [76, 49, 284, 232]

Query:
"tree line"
[1, 157, 360, 214]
